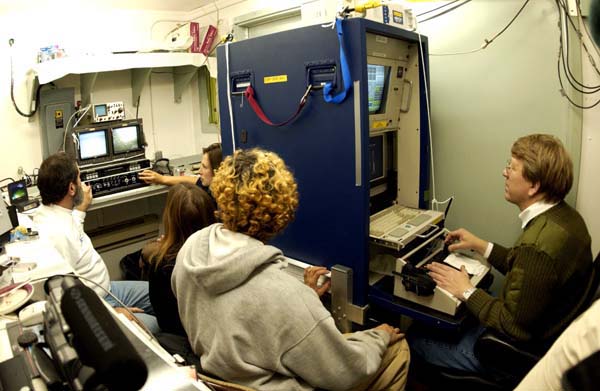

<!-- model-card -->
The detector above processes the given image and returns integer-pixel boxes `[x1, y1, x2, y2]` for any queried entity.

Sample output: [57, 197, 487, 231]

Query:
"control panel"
[80, 159, 151, 197]
[93, 101, 125, 123]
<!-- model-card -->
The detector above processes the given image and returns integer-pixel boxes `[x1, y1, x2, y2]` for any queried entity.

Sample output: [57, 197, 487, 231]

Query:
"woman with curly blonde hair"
[173, 148, 409, 391]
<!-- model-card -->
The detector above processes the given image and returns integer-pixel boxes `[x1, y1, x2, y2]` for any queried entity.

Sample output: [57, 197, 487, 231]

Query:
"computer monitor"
[7, 180, 28, 205]
[111, 124, 143, 155]
[369, 134, 387, 182]
[77, 129, 110, 162]
[367, 64, 391, 115]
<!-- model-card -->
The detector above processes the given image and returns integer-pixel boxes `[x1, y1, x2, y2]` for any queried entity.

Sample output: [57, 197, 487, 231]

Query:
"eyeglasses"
[504, 159, 518, 174]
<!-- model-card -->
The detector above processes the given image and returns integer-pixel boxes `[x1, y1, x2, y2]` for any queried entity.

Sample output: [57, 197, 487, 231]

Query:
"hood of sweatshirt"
[176, 223, 285, 295]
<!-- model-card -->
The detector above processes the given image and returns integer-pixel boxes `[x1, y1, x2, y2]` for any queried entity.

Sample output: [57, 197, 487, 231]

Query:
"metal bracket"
[330, 264, 369, 333]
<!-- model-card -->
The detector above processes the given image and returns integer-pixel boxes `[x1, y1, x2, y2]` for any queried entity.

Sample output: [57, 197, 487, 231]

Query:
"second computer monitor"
[111, 124, 143, 155]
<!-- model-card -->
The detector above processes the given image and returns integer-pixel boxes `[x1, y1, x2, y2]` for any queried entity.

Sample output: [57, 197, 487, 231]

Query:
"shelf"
[31, 52, 208, 107]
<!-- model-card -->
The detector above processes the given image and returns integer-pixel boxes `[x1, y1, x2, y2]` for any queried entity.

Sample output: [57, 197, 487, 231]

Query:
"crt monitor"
[77, 129, 109, 162]
[367, 64, 391, 114]
[111, 124, 143, 155]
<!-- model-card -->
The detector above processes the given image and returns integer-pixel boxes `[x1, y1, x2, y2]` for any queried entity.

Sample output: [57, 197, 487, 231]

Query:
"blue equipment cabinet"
[217, 18, 431, 311]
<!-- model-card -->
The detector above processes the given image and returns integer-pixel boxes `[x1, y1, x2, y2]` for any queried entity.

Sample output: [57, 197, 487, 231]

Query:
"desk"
[87, 184, 168, 211]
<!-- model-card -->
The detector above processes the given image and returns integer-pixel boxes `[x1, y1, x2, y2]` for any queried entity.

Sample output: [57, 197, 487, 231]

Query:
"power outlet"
[17, 166, 24, 179]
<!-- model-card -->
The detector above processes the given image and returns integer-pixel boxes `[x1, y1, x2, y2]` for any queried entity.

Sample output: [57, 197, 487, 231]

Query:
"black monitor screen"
[112, 126, 141, 154]
[78, 130, 109, 160]
[369, 135, 385, 182]
[368, 64, 391, 114]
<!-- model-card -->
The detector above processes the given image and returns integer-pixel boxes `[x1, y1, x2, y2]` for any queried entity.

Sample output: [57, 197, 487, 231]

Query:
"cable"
[418, 0, 472, 24]
[554, 0, 600, 108]
[225, 42, 236, 152]
[148, 75, 159, 152]
[416, 0, 462, 17]
[9, 39, 41, 118]
[135, 95, 140, 120]
[61, 104, 91, 153]
[430, 0, 531, 56]
[556, 0, 600, 88]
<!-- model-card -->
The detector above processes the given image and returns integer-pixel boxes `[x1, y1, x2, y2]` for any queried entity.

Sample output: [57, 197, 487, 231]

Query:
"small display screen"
[8, 180, 27, 203]
[112, 125, 140, 154]
[367, 64, 391, 114]
[79, 130, 109, 160]
[94, 104, 107, 117]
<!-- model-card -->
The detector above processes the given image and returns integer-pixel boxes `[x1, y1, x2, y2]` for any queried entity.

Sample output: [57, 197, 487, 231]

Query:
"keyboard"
[370, 205, 420, 237]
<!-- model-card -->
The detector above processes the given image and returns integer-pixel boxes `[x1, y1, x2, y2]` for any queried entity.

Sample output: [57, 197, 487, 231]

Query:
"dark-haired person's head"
[149, 183, 216, 267]
[199, 143, 222, 187]
[37, 153, 81, 206]
[210, 148, 299, 242]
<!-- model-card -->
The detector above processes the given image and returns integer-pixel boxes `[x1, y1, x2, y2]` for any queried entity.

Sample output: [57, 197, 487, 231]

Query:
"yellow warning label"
[372, 121, 388, 129]
[264, 75, 288, 84]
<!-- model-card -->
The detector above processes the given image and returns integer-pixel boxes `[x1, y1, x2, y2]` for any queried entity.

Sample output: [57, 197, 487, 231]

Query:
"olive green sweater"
[466, 201, 593, 341]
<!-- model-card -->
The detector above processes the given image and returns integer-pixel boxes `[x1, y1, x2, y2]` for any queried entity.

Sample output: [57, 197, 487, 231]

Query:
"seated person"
[141, 183, 215, 335]
[33, 153, 158, 333]
[173, 148, 410, 391]
[409, 134, 594, 373]
[515, 297, 600, 390]
[139, 143, 222, 193]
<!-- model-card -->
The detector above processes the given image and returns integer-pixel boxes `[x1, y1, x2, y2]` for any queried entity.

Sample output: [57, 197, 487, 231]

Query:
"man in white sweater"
[33, 153, 158, 333]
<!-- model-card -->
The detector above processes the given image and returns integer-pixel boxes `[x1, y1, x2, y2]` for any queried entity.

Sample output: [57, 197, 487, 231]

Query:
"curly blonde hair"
[210, 148, 299, 242]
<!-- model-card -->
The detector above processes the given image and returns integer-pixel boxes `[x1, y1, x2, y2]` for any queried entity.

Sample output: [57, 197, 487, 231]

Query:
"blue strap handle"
[323, 19, 351, 104]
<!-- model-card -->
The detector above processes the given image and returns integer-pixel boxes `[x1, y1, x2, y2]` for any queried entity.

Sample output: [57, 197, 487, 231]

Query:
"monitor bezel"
[76, 128, 110, 162]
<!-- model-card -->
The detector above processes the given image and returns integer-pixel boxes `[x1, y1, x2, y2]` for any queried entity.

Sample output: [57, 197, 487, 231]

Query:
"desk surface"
[88, 184, 168, 211]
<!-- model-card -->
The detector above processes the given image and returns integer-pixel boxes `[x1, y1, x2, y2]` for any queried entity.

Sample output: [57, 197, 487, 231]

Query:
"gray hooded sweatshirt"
[172, 223, 390, 391]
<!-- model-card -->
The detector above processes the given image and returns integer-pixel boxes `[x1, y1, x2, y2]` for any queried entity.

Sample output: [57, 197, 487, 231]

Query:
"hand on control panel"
[76, 182, 93, 212]
[138, 169, 166, 185]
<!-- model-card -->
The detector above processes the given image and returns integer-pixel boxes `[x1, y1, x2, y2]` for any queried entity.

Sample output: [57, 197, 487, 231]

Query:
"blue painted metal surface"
[217, 18, 430, 307]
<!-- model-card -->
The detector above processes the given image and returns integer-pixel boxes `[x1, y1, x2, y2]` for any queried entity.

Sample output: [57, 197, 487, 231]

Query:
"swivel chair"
[420, 252, 600, 390]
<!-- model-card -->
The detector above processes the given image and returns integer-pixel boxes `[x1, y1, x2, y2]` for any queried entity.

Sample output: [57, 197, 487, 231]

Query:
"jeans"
[103, 280, 159, 334]
[408, 324, 487, 373]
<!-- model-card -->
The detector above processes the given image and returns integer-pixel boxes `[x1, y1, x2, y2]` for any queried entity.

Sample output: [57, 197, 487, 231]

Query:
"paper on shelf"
[443, 252, 486, 275]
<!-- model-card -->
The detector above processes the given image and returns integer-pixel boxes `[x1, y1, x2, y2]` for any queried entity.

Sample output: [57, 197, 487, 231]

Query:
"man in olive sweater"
[410, 134, 593, 372]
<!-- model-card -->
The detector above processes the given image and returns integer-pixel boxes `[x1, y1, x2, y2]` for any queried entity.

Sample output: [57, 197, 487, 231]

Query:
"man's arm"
[466, 247, 558, 339]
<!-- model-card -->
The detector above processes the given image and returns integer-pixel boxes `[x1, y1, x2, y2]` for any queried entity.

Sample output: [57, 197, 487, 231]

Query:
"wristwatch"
[461, 287, 477, 301]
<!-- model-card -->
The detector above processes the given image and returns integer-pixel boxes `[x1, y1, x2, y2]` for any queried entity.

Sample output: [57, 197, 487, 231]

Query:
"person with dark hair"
[141, 183, 215, 335]
[33, 152, 159, 333]
[173, 148, 410, 391]
[139, 143, 222, 192]
[409, 134, 594, 373]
